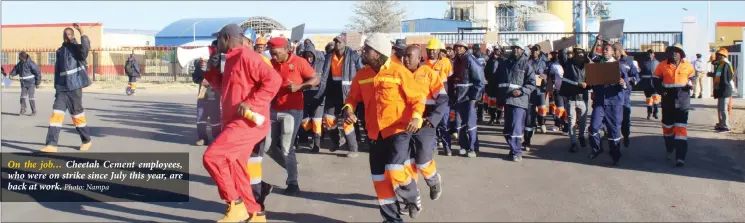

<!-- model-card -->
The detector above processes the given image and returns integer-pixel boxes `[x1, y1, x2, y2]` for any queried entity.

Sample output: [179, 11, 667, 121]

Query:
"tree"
[346, 1, 406, 34]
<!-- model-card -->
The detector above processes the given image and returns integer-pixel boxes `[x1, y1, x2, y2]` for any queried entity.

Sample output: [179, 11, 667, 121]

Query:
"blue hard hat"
[243, 28, 257, 42]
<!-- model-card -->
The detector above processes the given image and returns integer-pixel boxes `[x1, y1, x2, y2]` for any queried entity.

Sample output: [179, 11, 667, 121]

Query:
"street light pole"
[192, 21, 201, 42]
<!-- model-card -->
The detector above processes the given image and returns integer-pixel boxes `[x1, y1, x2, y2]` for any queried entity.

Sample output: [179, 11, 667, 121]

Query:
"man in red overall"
[202, 24, 281, 223]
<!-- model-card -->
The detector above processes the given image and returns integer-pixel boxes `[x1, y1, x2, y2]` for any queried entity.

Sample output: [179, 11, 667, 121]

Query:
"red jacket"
[204, 45, 281, 133]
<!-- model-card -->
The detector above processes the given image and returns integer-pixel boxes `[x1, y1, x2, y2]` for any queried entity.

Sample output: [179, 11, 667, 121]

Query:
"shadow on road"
[269, 211, 346, 223]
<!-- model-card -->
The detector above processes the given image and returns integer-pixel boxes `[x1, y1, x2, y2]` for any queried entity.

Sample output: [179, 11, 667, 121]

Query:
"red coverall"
[202, 45, 281, 213]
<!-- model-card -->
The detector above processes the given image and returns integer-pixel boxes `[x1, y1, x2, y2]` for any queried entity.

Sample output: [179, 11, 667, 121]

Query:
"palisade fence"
[1, 46, 198, 83]
[432, 31, 683, 53]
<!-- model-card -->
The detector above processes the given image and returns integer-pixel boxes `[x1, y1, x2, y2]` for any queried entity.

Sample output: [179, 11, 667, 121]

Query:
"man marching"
[201, 24, 281, 222]
[344, 33, 426, 222]
[613, 42, 640, 148]
[298, 40, 327, 153]
[496, 42, 535, 162]
[41, 23, 93, 153]
[654, 43, 695, 167]
[484, 46, 505, 125]
[403, 45, 446, 203]
[191, 54, 222, 146]
[450, 41, 485, 158]
[424, 38, 454, 155]
[640, 49, 661, 120]
[9, 51, 41, 116]
[124, 54, 141, 96]
[523, 45, 548, 151]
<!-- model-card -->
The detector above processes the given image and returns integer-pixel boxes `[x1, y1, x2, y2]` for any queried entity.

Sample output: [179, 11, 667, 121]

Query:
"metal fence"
[431, 31, 683, 53]
[1, 47, 195, 83]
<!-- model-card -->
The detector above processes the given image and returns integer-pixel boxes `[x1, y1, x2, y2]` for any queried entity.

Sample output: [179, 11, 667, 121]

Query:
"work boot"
[405, 198, 422, 219]
[522, 142, 531, 152]
[451, 132, 458, 141]
[429, 174, 442, 200]
[444, 147, 452, 156]
[666, 152, 674, 161]
[675, 159, 685, 167]
[697, 95, 702, 99]
[310, 146, 320, 153]
[346, 151, 359, 158]
[459, 148, 467, 156]
[195, 139, 206, 146]
[467, 151, 476, 158]
[284, 184, 300, 196]
[588, 151, 601, 160]
[487, 117, 495, 125]
[40, 146, 58, 153]
[653, 113, 659, 120]
[19, 109, 26, 116]
[258, 182, 273, 209]
[623, 137, 630, 148]
[539, 125, 547, 134]
[79, 142, 92, 151]
[579, 137, 587, 148]
[247, 212, 267, 222]
[569, 144, 578, 153]
[512, 154, 523, 162]
[647, 114, 651, 120]
[328, 145, 339, 153]
[28, 111, 36, 116]
[217, 199, 250, 222]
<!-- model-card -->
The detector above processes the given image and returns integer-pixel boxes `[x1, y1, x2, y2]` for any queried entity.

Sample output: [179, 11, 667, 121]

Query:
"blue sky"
[2, 1, 744, 40]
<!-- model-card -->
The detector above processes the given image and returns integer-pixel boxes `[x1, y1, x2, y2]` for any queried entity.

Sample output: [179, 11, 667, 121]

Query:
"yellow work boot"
[40, 146, 58, 153]
[247, 212, 267, 222]
[79, 142, 92, 151]
[217, 200, 249, 222]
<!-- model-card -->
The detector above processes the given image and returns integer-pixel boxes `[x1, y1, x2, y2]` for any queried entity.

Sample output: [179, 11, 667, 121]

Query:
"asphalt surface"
[1, 88, 744, 222]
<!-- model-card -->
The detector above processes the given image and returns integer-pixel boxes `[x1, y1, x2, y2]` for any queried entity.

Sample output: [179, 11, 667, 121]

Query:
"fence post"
[92, 51, 98, 81]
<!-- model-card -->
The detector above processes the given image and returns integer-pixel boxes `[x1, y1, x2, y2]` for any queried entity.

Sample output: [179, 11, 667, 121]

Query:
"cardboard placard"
[599, 19, 624, 40]
[553, 35, 577, 50]
[484, 31, 498, 44]
[290, 24, 305, 43]
[404, 35, 433, 45]
[536, 40, 553, 54]
[346, 32, 363, 50]
[585, 61, 621, 85]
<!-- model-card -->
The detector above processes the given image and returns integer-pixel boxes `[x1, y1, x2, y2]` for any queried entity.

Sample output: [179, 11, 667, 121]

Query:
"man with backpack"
[124, 54, 141, 95]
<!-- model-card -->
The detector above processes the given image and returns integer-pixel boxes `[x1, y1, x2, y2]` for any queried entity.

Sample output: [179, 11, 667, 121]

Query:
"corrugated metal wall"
[401, 19, 472, 33]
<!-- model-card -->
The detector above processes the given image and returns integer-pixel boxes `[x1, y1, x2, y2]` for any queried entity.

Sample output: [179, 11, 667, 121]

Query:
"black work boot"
[569, 143, 578, 153]
[429, 174, 442, 200]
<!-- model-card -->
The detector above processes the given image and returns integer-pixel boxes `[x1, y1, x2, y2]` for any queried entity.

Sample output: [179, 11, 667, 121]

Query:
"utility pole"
[581, 0, 587, 49]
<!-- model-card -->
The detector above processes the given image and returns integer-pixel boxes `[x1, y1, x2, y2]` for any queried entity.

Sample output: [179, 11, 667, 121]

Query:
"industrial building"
[400, 18, 473, 33]
[154, 17, 287, 46]
[103, 29, 158, 48]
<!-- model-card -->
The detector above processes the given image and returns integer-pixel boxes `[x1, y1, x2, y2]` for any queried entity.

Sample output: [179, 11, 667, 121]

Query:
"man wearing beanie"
[343, 33, 426, 222]
[201, 24, 281, 222]
[264, 37, 320, 196]
[496, 42, 535, 162]
[315, 33, 364, 157]
[450, 41, 485, 158]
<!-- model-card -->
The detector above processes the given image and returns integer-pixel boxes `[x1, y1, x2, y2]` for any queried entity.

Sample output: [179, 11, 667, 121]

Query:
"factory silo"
[547, 1, 573, 32]
[526, 13, 565, 32]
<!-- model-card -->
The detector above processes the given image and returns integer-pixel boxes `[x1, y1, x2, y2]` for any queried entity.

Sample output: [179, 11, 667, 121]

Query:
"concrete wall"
[1, 23, 103, 50]
[103, 33, 155, 48]
[682, 16, 713, 98]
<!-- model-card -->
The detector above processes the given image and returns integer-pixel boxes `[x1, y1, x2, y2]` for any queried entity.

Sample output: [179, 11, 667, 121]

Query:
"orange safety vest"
[654, 60, 695, 88]
[411, 65, 446, 106]
[425, 57, 453, 81]
[344, 59, 425, 140]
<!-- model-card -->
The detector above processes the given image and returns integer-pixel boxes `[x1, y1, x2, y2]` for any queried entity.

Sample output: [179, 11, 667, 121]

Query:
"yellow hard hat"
[426, 38, 443, 50]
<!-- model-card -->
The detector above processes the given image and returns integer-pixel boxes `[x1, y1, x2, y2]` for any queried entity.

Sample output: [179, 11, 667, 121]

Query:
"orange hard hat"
[256, 37, 267, 45]
[716, 48, 728, 57]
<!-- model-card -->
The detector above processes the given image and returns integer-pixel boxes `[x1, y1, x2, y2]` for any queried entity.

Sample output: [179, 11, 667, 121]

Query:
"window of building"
[1, 52, 8, 65]
[47, 52, 56, 65]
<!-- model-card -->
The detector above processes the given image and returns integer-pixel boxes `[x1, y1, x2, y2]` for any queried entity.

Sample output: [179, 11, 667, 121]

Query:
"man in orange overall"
[403, 45, 447, 202]
[654, 43, 695, 167]
[424, 38, 454, 156]
[202, 24, 281, 222]
[343, 33, 426, 222]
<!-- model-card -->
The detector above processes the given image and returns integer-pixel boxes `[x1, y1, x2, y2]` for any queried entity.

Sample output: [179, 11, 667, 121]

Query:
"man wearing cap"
[612, 42, 640, 148]
[343, 32, 426, 222]
[403, 44, 446, 203]
[496, 42, 535, 162]
[315, 33, 364, 157]
[392, 40, 407, 65]
[640, 49, 661, 120]
[450, 41, 485, 157]
[9, 51, 41, 116]
[711, 48, 735, 133]
[558, 46, 590, 152]
[654, 43, 695, 167]
[297, 39, 327, 152]
[201, 24, 281, 222]
[523, 44, 548, 151]
[264, 37, 320, 195]
[424, 38, 454, 155]
[191, 41, 222, 146]
[255, 36, 271, 58]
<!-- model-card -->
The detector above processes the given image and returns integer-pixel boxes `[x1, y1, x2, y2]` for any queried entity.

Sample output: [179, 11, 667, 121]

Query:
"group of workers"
[6, 22, 736, 223]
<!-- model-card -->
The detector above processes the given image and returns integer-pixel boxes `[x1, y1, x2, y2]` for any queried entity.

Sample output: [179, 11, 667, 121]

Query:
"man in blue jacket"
[41, 23, 93, 153]
[639, 49, 660, 120]
[613, 42, 639, 148]
[10, 51, 41, 116]
[298, 40, 327, 153]
[497, 42, 535, 162]
[315, 33, 364, 157]
[523, 45, 548, 151]
[450, 41, 485, 158]
[124, 54, 141, 96]
[191, 56, 222, 146]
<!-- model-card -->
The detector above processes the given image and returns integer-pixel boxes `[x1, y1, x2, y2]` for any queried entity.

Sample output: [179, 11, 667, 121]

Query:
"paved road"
[2, 88, 744, 222]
